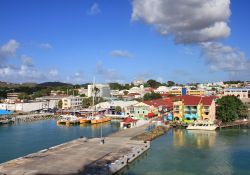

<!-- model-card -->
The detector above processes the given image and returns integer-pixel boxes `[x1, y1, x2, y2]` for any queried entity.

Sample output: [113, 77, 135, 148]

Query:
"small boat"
[79, 117, 91, 124]
[57, 115, 80, 125]
[91, 115, 111, 124]
[186, 121, 218, 131]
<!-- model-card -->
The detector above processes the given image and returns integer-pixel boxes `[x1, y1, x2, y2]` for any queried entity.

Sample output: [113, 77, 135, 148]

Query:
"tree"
[109, 83, 122, 90]
[143, 92, 162, 101]
[80, 94, 86, 97]
[18, 92, 30, 100]
[93, 87, 100, 97]
[216, 96, 248, 122]
[82, 97, 93, 108]
[123, 90, 129, 95]
[115, 106, 122, 114]
[147, 79, 161, 88]
[167, 81, 175, 87]
[58, 100, 63, 109]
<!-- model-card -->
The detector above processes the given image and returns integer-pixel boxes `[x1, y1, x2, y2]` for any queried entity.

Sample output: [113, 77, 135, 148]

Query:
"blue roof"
[0, 110, 13, 115]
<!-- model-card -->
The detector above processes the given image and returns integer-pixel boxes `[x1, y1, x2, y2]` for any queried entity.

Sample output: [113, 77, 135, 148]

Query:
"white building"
[78, 88, 88, 96]
[0, 101, 57, 112]
[133, 80, 145, 86]
[87, 84, 110, 98]
[62, 96, 83, 109]
[224, 88, 250, 99]
[154, 86, 170, 94]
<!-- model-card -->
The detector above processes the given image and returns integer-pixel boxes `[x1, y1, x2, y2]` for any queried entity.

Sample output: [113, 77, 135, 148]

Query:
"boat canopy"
[0, 110, 13, 115]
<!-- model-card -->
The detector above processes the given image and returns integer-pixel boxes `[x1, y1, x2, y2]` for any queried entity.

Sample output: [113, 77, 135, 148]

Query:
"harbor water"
[0, 119, 120, 164]
[118, 128, 250, 175]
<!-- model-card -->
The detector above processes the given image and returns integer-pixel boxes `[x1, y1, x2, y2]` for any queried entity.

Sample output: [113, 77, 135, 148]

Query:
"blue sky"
[0, 0, 249, 84]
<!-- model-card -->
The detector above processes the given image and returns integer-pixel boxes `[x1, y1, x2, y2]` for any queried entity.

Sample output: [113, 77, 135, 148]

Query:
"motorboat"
[186, 121, 218, 131]
[57, 115, 80, 125]
[90, 115, 111, 124]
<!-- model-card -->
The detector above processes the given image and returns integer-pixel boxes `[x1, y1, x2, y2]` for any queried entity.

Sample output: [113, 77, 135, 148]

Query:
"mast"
[92, 77, 95, 118]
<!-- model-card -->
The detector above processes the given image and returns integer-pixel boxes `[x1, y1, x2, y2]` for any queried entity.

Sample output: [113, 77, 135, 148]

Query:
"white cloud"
[88, 3, 101, 16]
[0, 40, 19, 63]
[48, 69, 59, 77]
[20, 55, 34, 67]
[110, 50, 133, 58]
[0, 40, 62, 82]
[132, 0, 231, 44]
[96, 61, 124, 82]
[201, 42, 250, 79]
[39, 43, 52, 49]
[66, 72, 85, 84]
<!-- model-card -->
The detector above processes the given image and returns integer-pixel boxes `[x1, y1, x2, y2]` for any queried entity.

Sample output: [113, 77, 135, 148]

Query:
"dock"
[219, 120, 249, 128]
[0, 125, 150, 175]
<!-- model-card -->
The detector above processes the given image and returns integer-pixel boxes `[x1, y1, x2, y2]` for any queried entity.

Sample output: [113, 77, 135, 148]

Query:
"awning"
[0, 110, 13, 115]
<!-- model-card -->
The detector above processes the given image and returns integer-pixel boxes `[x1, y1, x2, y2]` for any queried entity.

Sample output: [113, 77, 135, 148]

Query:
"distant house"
[128, 102, 153, 120]
[224, 88, 250, 99]
[128, 98, 173, 120]
[172, 95, 216, 122]
[62, 96, 83, 109]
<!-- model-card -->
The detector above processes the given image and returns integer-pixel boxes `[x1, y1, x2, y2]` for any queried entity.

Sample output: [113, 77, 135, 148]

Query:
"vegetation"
[223, 81, 243, 84]
[166, 81, 175, 87]
[58, 100, 63, 109]
[82, 97, 93, 108]
[115, 106, 122, 114]
[18, 92, 30, 100]
[143, 92, 162, 101]
[81, 97, 106, 108]
[216, 96, 248, 122]
[109, 83, 133, 90]
[144, 79, 161, 88]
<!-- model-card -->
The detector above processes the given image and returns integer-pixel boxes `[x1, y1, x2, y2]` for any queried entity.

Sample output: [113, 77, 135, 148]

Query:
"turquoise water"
[119, 128, 250, 175]
[0, 119, 120, 164]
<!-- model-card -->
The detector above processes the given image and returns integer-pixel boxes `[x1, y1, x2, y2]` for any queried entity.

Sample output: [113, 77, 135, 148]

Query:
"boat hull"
[91, 118, 111, 124]
[186, 126, 218, 131]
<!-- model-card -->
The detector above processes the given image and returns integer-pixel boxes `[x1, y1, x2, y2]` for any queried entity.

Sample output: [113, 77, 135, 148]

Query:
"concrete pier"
[0, 125, 149, 175]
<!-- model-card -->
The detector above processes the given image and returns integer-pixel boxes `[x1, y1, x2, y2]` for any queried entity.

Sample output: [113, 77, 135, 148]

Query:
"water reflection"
[173, 129, 216, 149]
[0, 120, 120, 163]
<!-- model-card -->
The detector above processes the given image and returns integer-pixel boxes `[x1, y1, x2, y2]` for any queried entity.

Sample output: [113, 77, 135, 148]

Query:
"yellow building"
[172, 95, 216, 122]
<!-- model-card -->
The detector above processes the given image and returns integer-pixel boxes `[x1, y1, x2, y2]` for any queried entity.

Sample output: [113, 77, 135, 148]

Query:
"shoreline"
[0, 124, 152, 175]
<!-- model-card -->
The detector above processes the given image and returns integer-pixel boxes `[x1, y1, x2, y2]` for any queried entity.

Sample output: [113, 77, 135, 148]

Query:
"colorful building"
[173, 95, 216, 122]
[128, 102, 153, 120]
[127, 98, 173, 120]
[168, 88, 205, 96]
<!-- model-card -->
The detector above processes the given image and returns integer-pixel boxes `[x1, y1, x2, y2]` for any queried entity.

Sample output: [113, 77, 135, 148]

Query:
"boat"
[186, 121, 218, 131]
[90, 115, 111, 124]
[57, 115, 80, 125]
[0, 116, 14, 125]
[79, 117, 91, 124]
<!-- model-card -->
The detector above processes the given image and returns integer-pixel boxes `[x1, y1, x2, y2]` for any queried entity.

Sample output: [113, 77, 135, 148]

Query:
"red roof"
[200, 96, 216, 105]
[123, 117, 137, 124]
[143, 98, 173, 108]
[146, 112, 155, 118]
[172, 95, 216, 106]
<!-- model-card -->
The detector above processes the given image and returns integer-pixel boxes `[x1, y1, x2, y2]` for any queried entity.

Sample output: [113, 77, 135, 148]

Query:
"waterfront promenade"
[0, 125, 148, 175]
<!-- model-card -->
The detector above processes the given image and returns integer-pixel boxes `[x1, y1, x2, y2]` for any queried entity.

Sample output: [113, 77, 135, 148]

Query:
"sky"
[0, 0, 250, 84]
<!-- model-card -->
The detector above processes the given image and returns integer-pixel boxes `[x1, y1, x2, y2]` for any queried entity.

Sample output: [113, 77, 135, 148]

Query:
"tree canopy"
[216, 96, 248, 122]
[146, 79, 161, 88]
[143, 92, 162, 101]
[115, 106, 122, 114]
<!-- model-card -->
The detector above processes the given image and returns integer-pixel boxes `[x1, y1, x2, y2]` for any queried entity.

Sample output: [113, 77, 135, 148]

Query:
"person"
[100, 137, 105, 144]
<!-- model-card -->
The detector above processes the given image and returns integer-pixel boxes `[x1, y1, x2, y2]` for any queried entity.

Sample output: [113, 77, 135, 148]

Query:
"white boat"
[186, 121, 218, 131]
[57, 115, 80, 125]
